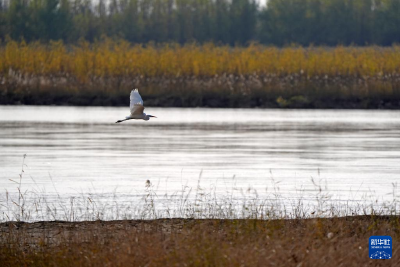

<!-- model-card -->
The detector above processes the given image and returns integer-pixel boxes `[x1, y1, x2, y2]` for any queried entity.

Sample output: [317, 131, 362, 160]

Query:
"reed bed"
[1, 40, 400, 108]
[2, 40, 400, 78]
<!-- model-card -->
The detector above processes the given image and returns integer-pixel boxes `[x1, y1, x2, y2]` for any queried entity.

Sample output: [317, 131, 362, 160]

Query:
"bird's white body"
[116, 89, 156, 123]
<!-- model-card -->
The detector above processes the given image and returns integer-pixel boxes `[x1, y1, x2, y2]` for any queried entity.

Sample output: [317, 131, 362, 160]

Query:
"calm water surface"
[1, 106, 400, 218]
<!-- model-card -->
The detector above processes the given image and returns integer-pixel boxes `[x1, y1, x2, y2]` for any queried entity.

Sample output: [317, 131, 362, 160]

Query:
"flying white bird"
[116, 89, 157, 123]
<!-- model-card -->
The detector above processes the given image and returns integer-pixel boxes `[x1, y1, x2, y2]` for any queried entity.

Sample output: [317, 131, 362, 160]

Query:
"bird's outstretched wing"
[130, 89, 144, 115]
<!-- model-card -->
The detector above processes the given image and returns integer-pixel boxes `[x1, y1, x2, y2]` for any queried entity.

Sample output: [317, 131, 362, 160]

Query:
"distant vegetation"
[1, 40, 400, 108]
[1, 0, 400, 108]
[0, 0, 399, 46]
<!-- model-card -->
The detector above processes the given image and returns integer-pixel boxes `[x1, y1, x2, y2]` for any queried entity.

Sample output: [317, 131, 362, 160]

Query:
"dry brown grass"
[1, 216, 399, 266]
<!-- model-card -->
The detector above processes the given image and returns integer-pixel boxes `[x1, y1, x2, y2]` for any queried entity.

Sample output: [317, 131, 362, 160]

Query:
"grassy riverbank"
[1, 216, 399, 266]
[1, 156, 399, 265]
[1, 41, 400, 108]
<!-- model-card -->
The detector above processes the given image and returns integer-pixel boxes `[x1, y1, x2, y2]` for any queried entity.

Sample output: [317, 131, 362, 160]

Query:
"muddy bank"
[1, 216, 399, 266]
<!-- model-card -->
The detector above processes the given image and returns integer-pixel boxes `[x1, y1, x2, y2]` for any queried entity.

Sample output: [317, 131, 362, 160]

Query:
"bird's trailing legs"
[116, 119, 130, 123]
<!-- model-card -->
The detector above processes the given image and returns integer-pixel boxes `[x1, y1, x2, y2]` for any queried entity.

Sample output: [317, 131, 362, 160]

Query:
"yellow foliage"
[1, 39, 400, 82]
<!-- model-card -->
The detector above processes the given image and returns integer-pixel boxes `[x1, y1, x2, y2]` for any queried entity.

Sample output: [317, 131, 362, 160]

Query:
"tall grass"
[1, 40, 400, 108]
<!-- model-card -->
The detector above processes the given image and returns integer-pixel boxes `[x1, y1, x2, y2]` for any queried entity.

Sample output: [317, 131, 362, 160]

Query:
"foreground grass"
[1, 40, 400, 108]
[2, 156, 399, 265]
[1, 216, 399, 266]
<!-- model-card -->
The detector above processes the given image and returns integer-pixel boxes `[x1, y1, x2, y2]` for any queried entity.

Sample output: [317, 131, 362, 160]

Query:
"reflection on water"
[1, 106, 400, 218]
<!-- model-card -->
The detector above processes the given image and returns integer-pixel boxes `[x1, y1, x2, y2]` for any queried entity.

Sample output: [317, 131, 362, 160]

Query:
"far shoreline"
[2, 91, 400, 109]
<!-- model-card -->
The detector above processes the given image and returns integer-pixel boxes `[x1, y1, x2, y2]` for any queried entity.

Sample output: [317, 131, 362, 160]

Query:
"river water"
[1, 106, 400, 220]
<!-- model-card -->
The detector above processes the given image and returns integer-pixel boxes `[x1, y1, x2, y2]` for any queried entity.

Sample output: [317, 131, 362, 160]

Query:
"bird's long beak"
[149, 115, 157, 118]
